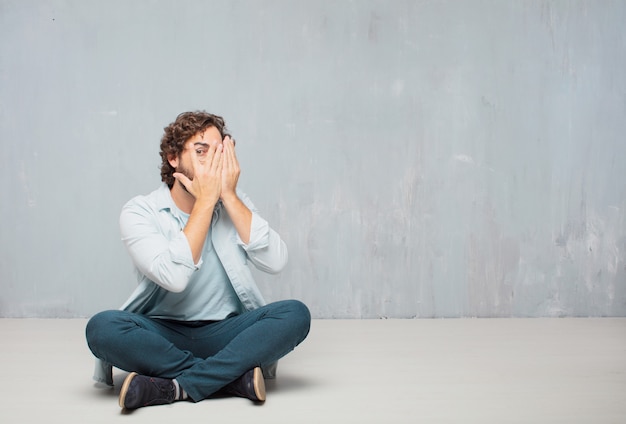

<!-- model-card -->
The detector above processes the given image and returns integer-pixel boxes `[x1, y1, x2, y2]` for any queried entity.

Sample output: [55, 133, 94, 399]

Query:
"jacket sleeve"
[236, 191, 288, 274]
[119, 198, 198, 293]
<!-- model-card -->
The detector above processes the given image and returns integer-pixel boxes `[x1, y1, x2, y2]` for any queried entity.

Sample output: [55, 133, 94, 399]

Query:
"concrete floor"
[1, 318, 624, 423]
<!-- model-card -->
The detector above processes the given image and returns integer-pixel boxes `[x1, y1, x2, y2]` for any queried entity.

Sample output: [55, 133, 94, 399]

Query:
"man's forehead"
[199, 128, 221, 140]
[188, 131, 219, 144]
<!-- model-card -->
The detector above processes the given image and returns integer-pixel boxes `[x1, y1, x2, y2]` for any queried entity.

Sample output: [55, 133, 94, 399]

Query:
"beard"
[175, 163, 194, 195]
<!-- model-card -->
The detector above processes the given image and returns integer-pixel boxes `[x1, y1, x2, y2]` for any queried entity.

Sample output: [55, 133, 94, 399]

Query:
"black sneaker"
[119, 372, 178, 409]
[223, 367, 266, 402]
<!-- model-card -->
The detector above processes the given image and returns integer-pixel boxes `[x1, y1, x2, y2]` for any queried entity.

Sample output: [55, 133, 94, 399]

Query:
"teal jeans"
[86, 300, 310, 401]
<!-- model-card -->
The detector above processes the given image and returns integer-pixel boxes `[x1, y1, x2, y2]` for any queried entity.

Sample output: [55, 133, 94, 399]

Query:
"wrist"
[192, 197, 217, 213]
[220, 191, 239, 205]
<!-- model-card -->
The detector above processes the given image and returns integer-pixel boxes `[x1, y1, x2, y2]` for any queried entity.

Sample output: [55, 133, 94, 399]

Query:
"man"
[86, 111, 310, 410]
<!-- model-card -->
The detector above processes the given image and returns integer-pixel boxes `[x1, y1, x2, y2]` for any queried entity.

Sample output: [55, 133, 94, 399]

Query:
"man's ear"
[168, 154, 178, 169]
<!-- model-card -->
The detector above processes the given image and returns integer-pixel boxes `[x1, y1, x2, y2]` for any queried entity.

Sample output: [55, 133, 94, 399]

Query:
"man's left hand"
[220, 136, 240, 200]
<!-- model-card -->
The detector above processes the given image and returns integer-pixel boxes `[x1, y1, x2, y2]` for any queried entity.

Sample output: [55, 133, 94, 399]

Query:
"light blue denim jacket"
[93, 183, 287, 385]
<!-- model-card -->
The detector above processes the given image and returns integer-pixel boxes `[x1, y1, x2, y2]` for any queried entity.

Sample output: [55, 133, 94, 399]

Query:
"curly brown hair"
[159, 111, 230, 188]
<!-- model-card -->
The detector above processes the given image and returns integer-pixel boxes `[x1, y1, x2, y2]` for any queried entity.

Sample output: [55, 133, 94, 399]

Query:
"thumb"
[173, 172, 192, 190]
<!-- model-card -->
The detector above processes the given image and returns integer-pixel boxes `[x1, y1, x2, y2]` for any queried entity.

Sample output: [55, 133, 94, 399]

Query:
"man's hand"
[220, 136, 240, 200]
[174, 143, 223, 206]
[219, 136, 252, 243]
[174, 143, 223, 264]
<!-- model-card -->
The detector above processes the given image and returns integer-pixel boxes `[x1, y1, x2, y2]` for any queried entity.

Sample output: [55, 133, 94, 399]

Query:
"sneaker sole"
[119, 372, 138, 409]
[253, 367, 266, 402]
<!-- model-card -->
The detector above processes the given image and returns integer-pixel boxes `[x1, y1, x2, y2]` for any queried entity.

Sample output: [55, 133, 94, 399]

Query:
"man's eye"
[195, 148, 207, 155]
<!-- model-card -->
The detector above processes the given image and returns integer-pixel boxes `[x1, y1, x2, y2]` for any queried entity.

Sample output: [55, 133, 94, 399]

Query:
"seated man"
[86, 111, 310, 409]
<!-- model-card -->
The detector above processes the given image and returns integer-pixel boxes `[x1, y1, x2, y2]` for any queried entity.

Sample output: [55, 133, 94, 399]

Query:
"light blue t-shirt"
[139, 205, 244, 321]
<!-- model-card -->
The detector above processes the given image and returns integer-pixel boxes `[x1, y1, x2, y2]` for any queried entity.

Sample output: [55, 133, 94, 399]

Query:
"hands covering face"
[173, 134, 240, 204]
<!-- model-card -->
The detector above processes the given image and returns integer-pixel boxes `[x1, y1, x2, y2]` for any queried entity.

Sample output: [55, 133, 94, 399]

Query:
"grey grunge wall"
[1, 0, 624, 318]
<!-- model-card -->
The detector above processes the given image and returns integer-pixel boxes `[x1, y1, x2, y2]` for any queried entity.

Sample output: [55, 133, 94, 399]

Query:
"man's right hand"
[174, 143, 224, 265]
[173, 143, 224, 207]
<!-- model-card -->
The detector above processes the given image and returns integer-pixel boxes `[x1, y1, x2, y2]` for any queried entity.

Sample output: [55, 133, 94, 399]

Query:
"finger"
[227, 138, 239, 170]
[224, 136, 235, 150]
[211, 143, 223, 172]
[229, 140, 238, 166]
[173, 172, 192, 190]
[222, 140, 233, 170]
[223, 136, 235, 149]
[215, 148, 224, 175]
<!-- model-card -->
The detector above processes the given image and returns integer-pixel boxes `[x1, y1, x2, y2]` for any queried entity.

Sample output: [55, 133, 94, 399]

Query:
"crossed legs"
[86, 300, 310, 404]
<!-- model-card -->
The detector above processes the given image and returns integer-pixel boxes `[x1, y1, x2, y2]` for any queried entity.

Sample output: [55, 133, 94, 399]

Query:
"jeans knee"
[85, 310, 119, 357]
[285, 300, 311, 340]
